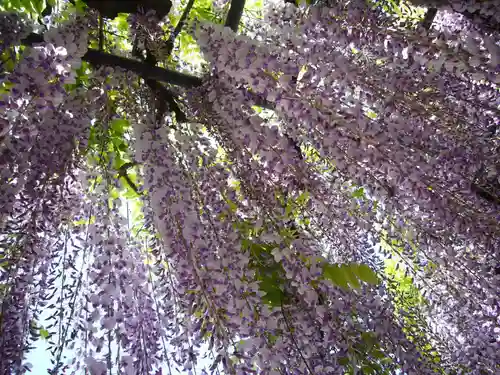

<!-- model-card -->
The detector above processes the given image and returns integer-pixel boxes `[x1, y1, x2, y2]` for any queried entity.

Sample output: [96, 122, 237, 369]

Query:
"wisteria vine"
[0, 0, 498, 374]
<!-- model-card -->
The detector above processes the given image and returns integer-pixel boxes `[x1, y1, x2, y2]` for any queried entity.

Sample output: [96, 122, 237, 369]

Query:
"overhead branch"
[117, 162, 142, 195]
[146, 79, 187, 123]
[224, 0, 246, 32]
[21, 30, 284, 128]
[166, 0, 196, 54]
[98, 15, 104, 51]
[20, 32, 274, 122]
[421, 8, 437, 30]
[122, 0, 195, 124]
[87, 50, 204, 87]
[22, 33, 203, 88]
[142, 48, 188, 123]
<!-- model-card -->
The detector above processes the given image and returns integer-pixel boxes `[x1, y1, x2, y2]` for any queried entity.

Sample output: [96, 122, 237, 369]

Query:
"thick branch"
[88, 50, 203, 87]
[22, 33, 202, 88]
[169, 0, 196, 49]
[421, 8, 437, 30]
[224, 0, 246, 32]
[98, 15, 104, 51]
[141, 47, 188, 123]
[118, 162, 142, 195]
[145, 78, 187, 123]
[88, 49, 203, 86]
[159, 0, 196, 57]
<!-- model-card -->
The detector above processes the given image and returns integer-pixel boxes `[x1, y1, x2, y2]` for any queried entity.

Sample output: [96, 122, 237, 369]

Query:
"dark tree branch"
[243, 89, 274, 110]
[166, 0, 196, 55]
[224, 0, 246, 32]
[87, 50, 203, 87]
[21, 23, 278, 108]
[21, 26, 282, 129]
[472, 163, 500, 206]
[22, 33, 203, 88]
[134, 0, 196, 124]
[98, 15, 104, 51]
[117, 162, 142, 195]
[280, 301, 314, 375]
[421, 8, 437, 30]
[145, 78, 187, 123]
[141, 47, 188, 122]
[471, 183, 500, 206]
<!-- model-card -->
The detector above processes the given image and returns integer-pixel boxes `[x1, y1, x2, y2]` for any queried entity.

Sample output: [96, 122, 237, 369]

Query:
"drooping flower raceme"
[0, 1, 499, 375]
[190, 1, 499, 372]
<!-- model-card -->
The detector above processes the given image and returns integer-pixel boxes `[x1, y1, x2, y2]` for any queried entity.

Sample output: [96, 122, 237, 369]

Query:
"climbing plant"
[0, 0, 499, 374]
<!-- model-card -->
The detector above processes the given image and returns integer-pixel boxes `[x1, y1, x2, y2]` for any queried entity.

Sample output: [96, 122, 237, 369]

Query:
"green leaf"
[338, 357, 350, 366]
[23, 0, 45, 14]
[0, 80, 15, 95]
[258, 268, 286, 307]
[343, 265, 361, 289]
[110, 118, 129, 135]
[193, 6, 213, 21]
[355, 264, 379, 285]
[372, 348, 386, 359]
[322, 263, 350, 290]
[123, 187, 140, 199]
[39, 328, 49, 339]
[33, 0, 45, 13]
[72, 0, 87, 13]
[113, 14, 130, 33]
[296, 190, 310, 206]
[361, 366, 374, 374]
[73, 216, 95, 226]
[284, 200, 293, 218]
[112, 152, 124, 171]
[260, 284, 285, 307]
[360, 331, 377, 349]
[110, 188, 120, 200]
[352, 188, 365, 199]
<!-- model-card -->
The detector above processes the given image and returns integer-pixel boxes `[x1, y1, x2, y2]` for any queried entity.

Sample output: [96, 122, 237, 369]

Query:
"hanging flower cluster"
[0, 1, 499, 374]
[0, 11, 95, 370]
[128, 9, 174, 63]
[188, 0, 499, 372]
[133, 112, 436, 374]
